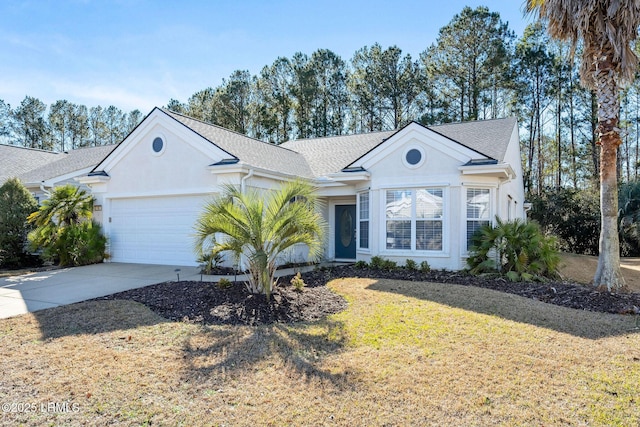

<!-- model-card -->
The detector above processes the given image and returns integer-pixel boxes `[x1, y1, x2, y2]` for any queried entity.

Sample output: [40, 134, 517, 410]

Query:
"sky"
[0, 1, 535, 113]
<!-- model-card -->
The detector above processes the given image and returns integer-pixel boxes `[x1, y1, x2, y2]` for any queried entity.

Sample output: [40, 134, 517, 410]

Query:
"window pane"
[467, 220, 490, 248]
[416, 220, 442, 251]
[417, 189, 443, 219]
[386, 220, 411, 249]
[359, 221, 369, 249]
[467, 188, 490, 219]
[386, 190, 412, 219]
[359, 192, 369, 220]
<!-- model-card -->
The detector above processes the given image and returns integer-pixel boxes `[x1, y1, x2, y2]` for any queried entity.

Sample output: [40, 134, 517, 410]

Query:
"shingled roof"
[162, 109, 315, 178]
[431, 116, 517, 162]
[281, 130, 395, 177]
[0, 144, 59, 184]
[18, 144, 116, 185]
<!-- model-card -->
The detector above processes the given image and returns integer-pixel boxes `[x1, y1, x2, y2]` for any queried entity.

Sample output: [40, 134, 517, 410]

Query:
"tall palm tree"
[194, 180, 326, 301]
[527, 0, 640, 292]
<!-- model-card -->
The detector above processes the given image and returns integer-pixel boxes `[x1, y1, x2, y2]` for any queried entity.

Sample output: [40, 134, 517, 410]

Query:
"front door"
[335, 205, 356, 259]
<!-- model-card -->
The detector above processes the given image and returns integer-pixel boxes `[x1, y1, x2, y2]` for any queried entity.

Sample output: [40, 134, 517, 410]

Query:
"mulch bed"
[96, 266, 640, 326]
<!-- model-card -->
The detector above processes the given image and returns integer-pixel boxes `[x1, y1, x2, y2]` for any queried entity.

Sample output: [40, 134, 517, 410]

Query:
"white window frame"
[464, 187, 493, 253]
[381, 186, 447, 255]
[357, 191, 370, 252]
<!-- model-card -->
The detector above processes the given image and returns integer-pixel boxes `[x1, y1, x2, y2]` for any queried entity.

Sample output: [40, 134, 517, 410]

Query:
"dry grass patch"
[1, 279, 640, 426]
[559, 252, 640, 292]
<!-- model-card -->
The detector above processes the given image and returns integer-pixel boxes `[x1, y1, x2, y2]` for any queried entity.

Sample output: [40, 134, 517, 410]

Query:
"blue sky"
[0, 1, 534, 113]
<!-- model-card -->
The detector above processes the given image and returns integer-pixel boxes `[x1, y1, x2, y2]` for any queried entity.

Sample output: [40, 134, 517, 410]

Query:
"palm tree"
[194, 180, 326, 300]
[27, 184, 95, 261]
[527, 0, 640, 292]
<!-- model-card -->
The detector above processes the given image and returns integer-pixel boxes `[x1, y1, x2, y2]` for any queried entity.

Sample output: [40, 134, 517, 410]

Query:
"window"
[358, 192, 370, 249]
[466, 188, 491, 249]
[386, 188, 444, 251]
[402, 147, 425, 168]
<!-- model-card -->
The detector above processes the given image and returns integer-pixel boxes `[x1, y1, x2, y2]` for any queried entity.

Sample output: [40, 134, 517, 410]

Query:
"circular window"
[403, 147, 425, 168]
[152, 137, 164, 153]
[406, 149, 422, 165]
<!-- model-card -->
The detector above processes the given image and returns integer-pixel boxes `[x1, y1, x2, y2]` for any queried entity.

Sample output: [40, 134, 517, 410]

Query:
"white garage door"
[109, 195, 206, 266]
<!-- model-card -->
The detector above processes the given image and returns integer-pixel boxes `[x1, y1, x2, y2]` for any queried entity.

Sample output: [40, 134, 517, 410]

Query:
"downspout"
[238, 168, 254, 272]
[241, 168, 254, 194]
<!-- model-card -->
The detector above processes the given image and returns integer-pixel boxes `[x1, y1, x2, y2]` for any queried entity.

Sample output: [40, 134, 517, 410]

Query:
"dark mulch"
[96, 266, 640, 326]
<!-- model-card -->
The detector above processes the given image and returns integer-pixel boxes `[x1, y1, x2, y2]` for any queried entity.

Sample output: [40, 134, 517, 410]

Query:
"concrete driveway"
[0, 263, 202, 319]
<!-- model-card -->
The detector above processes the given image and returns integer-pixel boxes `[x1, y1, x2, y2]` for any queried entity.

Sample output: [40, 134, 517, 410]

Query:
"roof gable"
[162, 109, 314, 178]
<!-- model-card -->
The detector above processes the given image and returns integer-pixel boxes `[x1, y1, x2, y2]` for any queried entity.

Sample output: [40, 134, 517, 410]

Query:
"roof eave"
[458, 163, 515, 180]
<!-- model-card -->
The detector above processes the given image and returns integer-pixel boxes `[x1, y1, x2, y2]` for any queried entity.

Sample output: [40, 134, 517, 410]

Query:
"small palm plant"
[28, 184, 106, 266]
[193, 180, 326, 301]
[467, 217, 560, 281]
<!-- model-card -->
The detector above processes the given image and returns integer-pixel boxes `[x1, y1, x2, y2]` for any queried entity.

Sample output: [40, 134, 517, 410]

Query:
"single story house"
[77, 108, 525, 270]
[5, 107, 525, 270]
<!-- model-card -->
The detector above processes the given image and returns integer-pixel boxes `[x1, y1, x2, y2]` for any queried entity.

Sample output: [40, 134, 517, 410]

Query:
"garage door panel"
[109, 195, 205, 266]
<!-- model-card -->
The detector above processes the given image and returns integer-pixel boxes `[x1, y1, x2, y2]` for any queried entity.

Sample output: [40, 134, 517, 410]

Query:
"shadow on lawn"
[182, 320, 352, 390]
[365, 279, 640, 340]
[33, 299, 167, 340]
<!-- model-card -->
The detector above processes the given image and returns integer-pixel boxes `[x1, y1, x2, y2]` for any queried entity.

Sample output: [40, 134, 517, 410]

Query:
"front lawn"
[1, 277, 639, 426]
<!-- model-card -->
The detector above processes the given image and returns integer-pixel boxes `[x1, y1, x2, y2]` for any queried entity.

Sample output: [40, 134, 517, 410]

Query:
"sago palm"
[527, 0, 640, 292]
[193, 180, 326, 301]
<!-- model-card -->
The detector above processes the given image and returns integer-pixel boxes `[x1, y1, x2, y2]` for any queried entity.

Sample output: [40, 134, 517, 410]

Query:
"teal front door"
[335, 205, 356, 259]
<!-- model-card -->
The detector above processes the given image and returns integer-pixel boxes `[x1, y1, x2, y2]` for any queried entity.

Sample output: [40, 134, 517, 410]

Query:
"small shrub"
[198, 250, 223, 274]
[467, 217, 560, 281]
[419, 260, 431, 273]
[354, 260, 368, 269]
[370, 256, 385, 270]
[290, 272, 305, 291]
[217, 278, 232, 289]
[54, 222, 107, 267]
[405, 259, 417, 270]
[369, 256, 397, 271]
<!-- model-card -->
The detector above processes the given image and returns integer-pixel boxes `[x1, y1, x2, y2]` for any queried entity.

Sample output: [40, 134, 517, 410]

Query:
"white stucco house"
[70, 107, 524, 270]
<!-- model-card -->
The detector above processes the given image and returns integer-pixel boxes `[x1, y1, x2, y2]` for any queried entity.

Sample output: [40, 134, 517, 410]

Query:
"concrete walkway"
[0, 262, 323, 319]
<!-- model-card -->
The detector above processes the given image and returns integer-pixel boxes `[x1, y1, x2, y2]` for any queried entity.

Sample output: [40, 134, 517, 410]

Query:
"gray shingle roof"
[282, 117, 516, 175]
[431, 116, 517, 161]
[162, 109, 315, 178]
[18, 145, 116, 184]
[281, 131, 395, 177]
[0, 144, 60, 185]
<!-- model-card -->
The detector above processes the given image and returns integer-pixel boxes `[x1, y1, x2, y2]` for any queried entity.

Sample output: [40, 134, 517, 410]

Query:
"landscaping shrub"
[419, 260, 431, 273]
[27, 184, 107, 267]
[528, 188, 599, 255]
[290, 272, 306, 291]
[405, 259, 418, 271]
[217, 278, 232, 289]
[54, 222, 107, 266]
[0, 178, 39, 268]
[354, 260, 368, 269]
[369, 256, 397, 271]
[467, 218, 560, 281]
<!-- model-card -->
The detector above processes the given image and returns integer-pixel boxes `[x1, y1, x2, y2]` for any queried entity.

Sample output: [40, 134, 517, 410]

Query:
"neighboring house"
[1, 143, 115, 201]
[71, 107, 525, 270]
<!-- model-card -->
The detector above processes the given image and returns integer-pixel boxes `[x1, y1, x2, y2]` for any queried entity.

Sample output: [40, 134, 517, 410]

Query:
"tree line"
[4, 5, 640, 197]
[0, 97, 143, 152]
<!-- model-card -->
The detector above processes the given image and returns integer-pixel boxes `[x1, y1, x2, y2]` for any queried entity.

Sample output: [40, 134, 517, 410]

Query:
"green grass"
[1, 278, 639, 426]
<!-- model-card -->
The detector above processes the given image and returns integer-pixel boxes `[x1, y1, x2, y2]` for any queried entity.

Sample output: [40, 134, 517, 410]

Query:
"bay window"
[386, 188, 444, 251]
